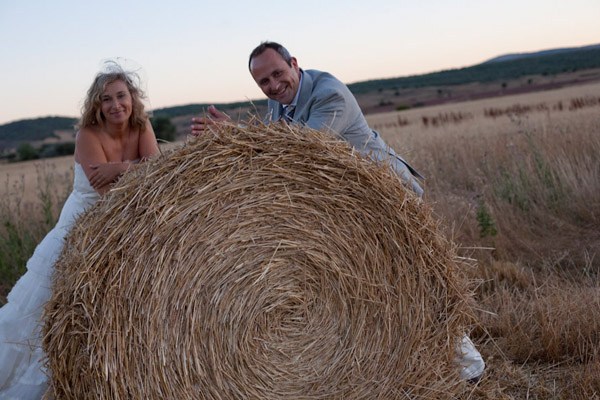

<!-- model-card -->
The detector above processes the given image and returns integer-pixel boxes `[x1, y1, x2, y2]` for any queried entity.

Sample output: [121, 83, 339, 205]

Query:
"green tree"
[151, 116, 176, 142]
[39, 142, 75, 158]
[16, 143, 39, 161]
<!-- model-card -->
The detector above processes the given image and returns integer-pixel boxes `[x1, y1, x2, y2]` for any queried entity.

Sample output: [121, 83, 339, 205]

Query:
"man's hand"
[190, 105, 231, 136]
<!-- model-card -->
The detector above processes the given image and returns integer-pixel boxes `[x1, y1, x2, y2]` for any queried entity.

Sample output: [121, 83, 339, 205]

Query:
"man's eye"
[273, 71, 281, 78]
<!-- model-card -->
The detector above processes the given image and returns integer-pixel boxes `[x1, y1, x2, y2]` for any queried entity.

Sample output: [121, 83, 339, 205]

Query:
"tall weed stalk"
[0, 163, 71, 303]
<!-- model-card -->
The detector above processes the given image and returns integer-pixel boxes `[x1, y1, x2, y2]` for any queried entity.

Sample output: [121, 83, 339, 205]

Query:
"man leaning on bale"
[192, 41, 422, 196]
[190, 40, 485, 383]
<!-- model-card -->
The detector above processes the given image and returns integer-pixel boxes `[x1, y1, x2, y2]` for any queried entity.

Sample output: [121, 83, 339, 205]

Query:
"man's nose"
[270, 80, 282, 93]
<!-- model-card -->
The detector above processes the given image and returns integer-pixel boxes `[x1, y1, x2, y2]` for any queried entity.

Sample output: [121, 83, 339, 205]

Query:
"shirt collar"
[285, 70, 303, 108]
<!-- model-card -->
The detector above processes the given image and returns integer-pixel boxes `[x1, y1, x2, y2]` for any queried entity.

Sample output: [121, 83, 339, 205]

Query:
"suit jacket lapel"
[294, 69, 313, 122]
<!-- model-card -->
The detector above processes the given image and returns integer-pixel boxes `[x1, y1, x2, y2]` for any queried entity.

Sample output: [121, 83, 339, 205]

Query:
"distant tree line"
[348, 48, 600, 94]
[152, 100, 268, 119]
[4, 142, 76, 162]
[0, 116, 77, 142]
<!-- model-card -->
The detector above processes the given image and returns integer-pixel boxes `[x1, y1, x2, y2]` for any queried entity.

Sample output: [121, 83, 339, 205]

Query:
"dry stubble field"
[1, 81, 599, 398]
[368, 81, 600, 399]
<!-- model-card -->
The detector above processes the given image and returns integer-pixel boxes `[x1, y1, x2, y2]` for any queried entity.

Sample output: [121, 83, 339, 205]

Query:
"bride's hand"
[89, 162, 129, 190]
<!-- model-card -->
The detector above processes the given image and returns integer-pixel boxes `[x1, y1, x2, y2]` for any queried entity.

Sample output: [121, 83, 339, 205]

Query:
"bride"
[0, 62, 160, 399]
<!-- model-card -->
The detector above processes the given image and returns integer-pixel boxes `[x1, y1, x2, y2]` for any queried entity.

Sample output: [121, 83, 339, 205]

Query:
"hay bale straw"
[43, 122, 474, 399]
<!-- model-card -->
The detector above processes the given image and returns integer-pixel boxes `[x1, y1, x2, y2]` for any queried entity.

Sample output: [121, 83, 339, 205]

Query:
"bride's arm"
[75, 129, 130, 195]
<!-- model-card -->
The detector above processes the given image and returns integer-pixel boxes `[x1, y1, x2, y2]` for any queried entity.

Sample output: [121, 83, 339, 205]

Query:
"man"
[191, 42, 484, 382]
[191, 41, 423, 197]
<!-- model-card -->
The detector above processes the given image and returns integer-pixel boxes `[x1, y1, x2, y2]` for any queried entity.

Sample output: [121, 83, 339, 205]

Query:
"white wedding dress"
[0, 163, 99, 399]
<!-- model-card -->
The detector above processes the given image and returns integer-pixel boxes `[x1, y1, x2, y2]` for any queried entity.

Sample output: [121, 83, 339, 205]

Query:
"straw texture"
[43, 122, 473, 399]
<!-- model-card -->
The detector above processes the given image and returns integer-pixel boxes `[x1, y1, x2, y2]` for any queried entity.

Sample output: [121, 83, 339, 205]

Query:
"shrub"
[476, 200, 497, 238]
[151, 116, 176, 142]
[17, 143, 39, 161]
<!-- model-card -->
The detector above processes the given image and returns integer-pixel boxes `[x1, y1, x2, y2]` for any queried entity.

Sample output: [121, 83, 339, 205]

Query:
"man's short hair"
[248, 41, 292, 71]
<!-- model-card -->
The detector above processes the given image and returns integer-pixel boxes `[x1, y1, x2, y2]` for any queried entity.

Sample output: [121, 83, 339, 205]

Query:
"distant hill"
[2, 43, 600, 149]
[483, 43, 600, 64]
[152, 99, 267, 120]
[0, 116, 77, 142]
[347, 45, 600, 94]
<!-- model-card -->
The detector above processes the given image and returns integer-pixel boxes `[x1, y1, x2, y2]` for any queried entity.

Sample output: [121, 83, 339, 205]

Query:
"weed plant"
[0, 163, 71, 303]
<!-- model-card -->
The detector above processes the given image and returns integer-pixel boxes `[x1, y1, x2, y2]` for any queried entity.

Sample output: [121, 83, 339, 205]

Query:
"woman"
[0, 62, 160, 399]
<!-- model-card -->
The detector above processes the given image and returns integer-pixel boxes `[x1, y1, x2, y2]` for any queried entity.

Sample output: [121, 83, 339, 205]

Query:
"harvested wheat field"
[365, 81, 600, 399]
[0, 156, 73, 205]
[43, 122, 479, 399]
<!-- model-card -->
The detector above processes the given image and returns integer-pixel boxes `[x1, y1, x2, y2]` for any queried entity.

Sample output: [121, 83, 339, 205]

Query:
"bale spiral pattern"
[44, 122, 473, 399]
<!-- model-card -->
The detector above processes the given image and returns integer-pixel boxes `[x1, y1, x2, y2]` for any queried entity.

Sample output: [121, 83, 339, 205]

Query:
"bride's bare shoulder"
[77, 125, 102, 137]
[76, 126, 106, 148]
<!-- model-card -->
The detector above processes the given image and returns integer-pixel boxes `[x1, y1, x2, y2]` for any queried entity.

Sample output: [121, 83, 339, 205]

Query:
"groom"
[191, 41, 423, 197]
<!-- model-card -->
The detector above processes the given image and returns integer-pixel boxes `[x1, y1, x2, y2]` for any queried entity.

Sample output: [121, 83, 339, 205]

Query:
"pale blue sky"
[0, 0, 598, 124]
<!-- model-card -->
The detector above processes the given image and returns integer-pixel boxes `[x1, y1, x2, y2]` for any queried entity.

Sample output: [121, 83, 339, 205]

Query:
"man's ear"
[291, 57, 300, 74]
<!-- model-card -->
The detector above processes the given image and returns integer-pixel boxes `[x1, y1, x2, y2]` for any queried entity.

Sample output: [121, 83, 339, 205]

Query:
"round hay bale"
[43, 122, 474, 399]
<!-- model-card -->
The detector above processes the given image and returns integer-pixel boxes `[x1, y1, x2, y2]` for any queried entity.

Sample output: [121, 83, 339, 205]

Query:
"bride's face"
[100, 80, 132, 125]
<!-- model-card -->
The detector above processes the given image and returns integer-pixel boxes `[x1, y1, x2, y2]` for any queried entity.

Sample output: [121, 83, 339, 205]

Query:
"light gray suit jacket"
[267, 69, 424, 197]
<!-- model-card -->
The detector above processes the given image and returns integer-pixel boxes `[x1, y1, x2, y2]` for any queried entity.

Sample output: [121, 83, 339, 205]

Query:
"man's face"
[250, 48, 301, 105]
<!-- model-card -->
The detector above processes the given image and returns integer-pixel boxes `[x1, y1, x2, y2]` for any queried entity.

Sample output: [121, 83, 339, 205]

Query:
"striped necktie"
[283, 105, 295, 122]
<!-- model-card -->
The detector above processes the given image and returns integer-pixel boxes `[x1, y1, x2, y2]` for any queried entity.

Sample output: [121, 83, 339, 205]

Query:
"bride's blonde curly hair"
[79, 61, 148, 132]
